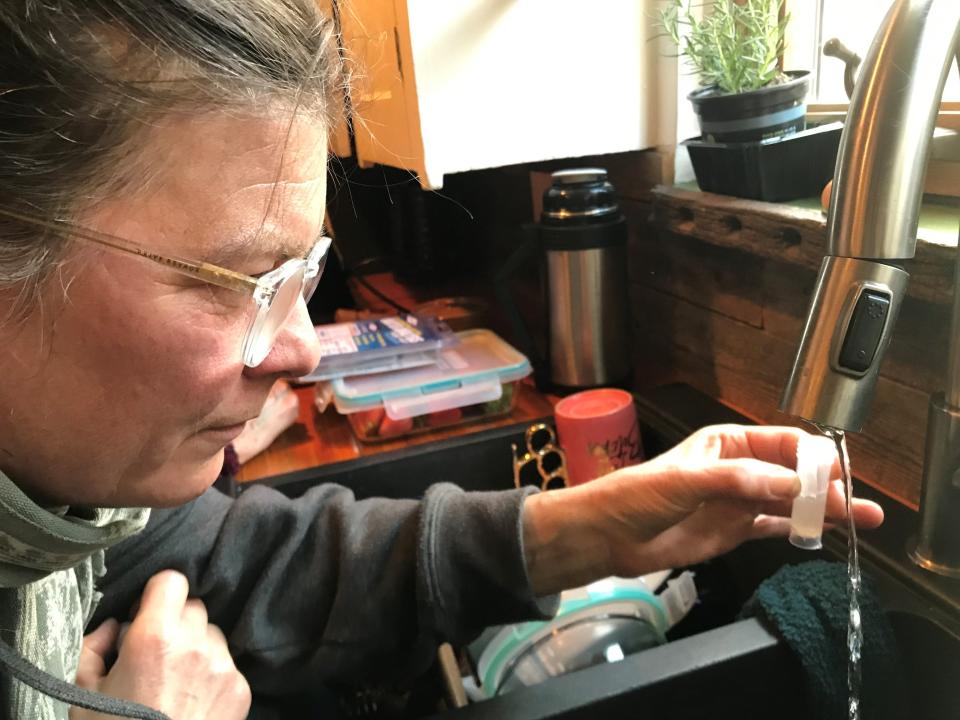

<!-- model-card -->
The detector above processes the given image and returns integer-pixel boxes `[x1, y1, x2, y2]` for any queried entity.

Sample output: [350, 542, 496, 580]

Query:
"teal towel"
[742, 560, 909, 720]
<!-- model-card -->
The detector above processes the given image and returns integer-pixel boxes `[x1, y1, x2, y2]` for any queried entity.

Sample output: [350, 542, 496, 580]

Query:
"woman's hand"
[232, 380, 300, 464]
[522, 424, 884, 596]
[72, 570, 251, 720]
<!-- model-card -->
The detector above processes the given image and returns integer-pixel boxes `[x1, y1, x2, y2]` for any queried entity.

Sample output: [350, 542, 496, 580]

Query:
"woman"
[0, 2, 882, 719]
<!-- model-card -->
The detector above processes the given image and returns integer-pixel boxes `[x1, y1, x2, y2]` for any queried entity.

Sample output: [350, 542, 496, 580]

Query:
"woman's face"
[0, 111, 327, 508]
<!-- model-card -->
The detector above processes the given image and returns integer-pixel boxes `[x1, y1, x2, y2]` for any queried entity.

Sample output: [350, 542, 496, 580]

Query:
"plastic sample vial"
[789, 434, 836, 550]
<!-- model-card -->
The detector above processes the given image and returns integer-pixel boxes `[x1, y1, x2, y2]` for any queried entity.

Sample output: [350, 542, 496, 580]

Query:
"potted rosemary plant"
[659, 0, 809, 143]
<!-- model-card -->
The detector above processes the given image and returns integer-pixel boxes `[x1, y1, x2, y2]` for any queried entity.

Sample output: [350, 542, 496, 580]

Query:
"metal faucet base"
[910, 393, 960, 577]
[907, 537, 960, 579]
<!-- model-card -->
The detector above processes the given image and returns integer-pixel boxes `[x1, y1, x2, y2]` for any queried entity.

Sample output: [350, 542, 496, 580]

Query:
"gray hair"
[0, 0, 345, 318]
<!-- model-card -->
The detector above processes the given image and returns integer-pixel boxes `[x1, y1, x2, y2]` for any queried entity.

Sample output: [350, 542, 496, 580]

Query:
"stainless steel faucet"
[781, 0, 960, 577]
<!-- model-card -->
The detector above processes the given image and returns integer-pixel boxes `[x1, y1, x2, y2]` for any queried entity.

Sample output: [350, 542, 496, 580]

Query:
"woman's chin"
[128, 452, 227, 508]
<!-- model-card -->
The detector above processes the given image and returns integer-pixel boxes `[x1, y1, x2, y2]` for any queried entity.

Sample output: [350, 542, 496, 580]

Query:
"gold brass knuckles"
[512, 423, 568, 491]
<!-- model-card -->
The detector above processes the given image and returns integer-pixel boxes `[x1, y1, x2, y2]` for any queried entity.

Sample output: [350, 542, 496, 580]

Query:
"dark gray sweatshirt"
[90, 481, 557, 704]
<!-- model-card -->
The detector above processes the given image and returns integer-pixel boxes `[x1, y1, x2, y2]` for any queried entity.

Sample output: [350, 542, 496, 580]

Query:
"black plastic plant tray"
[683, 121, 843, 202]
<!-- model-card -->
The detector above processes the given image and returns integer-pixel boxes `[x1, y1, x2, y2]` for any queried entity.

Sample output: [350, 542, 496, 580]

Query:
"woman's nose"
[243, 298, 321, 380]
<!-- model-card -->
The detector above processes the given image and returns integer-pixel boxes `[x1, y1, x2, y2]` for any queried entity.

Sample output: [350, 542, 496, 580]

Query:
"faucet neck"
[827, 0, 960, 260]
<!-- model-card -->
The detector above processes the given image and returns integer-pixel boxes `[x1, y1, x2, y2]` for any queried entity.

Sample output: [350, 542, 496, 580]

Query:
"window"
[782, 1, 960, 202]
[785, 0, 960, 105]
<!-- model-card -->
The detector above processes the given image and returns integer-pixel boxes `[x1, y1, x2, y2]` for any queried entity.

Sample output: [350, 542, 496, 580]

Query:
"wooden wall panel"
[633, 188, 955, 508]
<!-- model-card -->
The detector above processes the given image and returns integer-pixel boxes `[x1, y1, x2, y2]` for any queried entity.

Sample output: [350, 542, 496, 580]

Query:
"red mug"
[554, 389, 643, 486]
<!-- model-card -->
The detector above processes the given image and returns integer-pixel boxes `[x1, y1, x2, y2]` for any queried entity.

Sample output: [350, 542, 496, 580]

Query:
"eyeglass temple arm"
[0, 207, 256, 293]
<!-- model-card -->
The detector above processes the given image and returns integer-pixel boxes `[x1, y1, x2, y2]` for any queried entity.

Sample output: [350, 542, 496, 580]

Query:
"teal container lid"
[332, 329, 532, 418]
[477, 577, 670, 697]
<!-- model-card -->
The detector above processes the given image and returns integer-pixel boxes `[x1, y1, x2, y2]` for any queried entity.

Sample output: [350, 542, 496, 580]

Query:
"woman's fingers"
[670, 458, 801, 504]
[181, 598, 209, 636]
[117, 622, 132, 653]
[753, 495, 884, 529]
[701, 425, 847, 483]
[812, 480, 884, 529]
[134, 570, 190, 628]
[749, 497, 882, 542]
[722, 425, 808, 467]
[750, 514, 792, 539]
[82, 571, 250, 720]
[841, 497, 884, 529]
[749, 497, 884, 542]
[76, 618, 120, 687]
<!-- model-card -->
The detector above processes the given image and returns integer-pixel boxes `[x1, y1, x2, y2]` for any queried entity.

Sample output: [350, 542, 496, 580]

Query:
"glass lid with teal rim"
[475, 576, 679, 698]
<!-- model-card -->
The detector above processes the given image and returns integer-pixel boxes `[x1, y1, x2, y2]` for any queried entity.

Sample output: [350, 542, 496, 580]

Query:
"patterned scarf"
[0, 471, 149, 719]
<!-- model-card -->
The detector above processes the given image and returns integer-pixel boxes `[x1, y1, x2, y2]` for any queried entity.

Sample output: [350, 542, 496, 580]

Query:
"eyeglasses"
[0, 207, 331, 367]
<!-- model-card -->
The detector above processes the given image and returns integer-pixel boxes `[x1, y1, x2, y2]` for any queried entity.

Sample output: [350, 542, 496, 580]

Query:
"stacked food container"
[304, 314, 532, 442]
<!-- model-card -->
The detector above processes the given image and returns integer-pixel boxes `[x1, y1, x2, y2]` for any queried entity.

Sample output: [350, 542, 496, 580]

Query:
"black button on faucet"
[838, 290, 891, 373]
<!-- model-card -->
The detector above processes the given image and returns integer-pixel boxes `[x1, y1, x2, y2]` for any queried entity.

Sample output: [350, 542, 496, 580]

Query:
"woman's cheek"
[174, 302, 251, 365]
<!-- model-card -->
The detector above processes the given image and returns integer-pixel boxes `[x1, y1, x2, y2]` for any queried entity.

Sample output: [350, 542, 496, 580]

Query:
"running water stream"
[820, 427, 862, 720]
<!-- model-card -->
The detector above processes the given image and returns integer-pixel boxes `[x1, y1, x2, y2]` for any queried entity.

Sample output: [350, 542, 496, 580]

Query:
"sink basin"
[445, 618, 804, 720]
[244, 384, 960, 720]
[889, 610, 960, 719]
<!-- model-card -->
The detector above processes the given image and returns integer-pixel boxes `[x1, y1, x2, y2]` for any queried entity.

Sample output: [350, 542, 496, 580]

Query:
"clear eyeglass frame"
[0, 207, 332, 367]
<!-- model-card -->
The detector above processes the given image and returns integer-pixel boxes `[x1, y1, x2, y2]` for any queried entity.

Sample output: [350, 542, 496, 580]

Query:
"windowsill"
[673, 180, 960, 248]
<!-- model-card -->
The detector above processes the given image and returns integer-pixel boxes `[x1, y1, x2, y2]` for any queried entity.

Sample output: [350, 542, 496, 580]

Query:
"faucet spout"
[781, 0, 960, 576]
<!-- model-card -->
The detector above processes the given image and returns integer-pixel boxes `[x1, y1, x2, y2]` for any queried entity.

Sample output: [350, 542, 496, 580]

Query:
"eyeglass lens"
[243, 243, 329, 366]
[245, 265, 306, 365]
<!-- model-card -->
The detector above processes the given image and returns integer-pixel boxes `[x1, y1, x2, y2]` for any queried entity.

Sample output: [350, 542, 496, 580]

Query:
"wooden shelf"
[236, 381, 556, 484]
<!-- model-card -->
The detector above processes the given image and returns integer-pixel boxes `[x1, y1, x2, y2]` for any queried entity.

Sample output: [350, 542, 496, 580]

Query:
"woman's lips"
[198, 421, 248, 442]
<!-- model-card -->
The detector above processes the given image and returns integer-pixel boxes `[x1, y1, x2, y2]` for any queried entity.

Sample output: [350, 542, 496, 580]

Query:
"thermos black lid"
[541, 168, 620, 226]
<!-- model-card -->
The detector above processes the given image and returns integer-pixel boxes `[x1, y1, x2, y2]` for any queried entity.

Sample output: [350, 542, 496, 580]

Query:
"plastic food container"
[332, 329, 532, 443]
[300, 314, 457, 383]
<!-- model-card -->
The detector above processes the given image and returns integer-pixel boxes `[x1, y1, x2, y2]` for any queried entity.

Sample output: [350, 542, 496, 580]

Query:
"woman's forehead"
[154, 112, 328, 205]
[96, 111, 328, 259]
[152, 109, 327, 166]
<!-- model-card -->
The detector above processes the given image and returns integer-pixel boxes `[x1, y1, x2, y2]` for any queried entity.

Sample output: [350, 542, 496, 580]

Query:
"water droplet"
[849, 607, 861, 629]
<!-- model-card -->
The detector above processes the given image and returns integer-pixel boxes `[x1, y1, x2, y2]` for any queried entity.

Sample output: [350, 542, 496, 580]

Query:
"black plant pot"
[688, 70, 810, 143]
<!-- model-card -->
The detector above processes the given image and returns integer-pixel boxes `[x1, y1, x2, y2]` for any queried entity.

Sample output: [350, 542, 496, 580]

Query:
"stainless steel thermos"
[496, 168, 630, 389]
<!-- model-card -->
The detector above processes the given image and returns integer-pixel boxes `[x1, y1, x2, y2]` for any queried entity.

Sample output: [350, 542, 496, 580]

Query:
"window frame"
[786, 0, 959, 126]
[786, 0, 960, 200]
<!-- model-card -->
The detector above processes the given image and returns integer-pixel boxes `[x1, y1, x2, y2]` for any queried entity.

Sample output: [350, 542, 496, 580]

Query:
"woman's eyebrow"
[200, 229, 309, 268]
